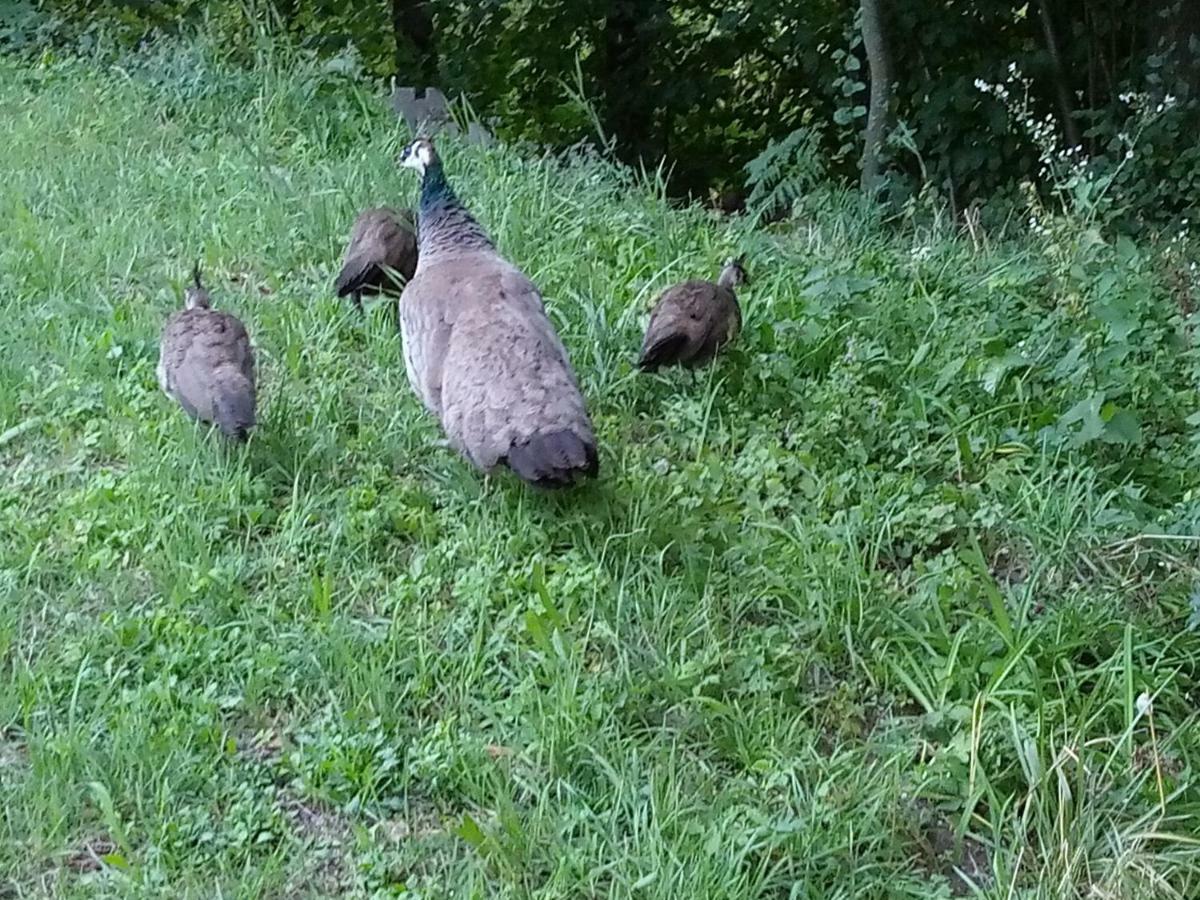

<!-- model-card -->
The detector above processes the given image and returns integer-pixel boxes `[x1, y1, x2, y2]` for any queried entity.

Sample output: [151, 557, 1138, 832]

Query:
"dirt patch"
[279, 794, 355, 897]
[920, 819, 991, 895]
[908, 800, 993, 896]
[0, 730, 27, 772]
[275, 787, 450, 896]
[282, 790, 444, 847]
[375, 806, 444, 844]
[279, 795, 353, 846]
[1083, 536, 1197, 613]
[988, 540, 1030, 588]
[63, 835, 118, 873]
[1133, 742, 1184, 780]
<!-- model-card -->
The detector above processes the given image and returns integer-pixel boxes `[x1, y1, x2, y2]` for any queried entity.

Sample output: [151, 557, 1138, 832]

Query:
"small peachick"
[158, 264, 257, 441]
[638, 257, 748, 372]
[396, 137, 598, 488]
[334, 206, 418, 311]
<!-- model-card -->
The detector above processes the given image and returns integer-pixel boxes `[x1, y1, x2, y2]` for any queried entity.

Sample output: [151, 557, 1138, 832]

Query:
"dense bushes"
[3, 0, 1198, 224]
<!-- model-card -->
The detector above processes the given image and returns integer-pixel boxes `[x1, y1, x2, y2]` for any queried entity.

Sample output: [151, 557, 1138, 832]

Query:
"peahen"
[395, 138, 599, 488]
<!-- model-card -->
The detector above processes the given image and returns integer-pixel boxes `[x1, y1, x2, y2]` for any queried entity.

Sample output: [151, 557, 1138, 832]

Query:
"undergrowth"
[1, 35, 1199, 900]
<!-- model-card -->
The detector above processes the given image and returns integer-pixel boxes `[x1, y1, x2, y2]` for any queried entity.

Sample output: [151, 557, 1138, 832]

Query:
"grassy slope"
[1, 41, 1198, 899]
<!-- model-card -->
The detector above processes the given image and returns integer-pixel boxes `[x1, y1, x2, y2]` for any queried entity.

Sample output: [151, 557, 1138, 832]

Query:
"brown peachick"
[333, 206, 418, 311]
[638, 257, 748, 372]
[157, 265, 256, 441]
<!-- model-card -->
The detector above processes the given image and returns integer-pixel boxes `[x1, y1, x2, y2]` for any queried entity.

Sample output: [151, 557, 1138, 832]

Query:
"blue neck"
[420, 162, 457, 216]
[416, 159, 494, 256]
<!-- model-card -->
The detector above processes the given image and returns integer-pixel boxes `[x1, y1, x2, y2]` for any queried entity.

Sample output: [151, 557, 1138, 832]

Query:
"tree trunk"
[859, 0, 892, 194]
[391, 0, 437, 86]
[1037, 0, 1083, 151]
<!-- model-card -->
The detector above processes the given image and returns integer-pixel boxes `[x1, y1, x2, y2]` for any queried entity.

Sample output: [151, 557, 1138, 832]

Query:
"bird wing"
[639, 280, 717, 367]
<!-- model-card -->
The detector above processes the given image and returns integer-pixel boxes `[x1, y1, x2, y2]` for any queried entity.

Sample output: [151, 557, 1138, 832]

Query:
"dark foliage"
[5, 0, 1198, 218]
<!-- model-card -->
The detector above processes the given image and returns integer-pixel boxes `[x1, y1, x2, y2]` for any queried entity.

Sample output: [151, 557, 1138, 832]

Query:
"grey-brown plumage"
[638, 257, 748, 371]
[397, 138, 598, 488]
[158, 264, 256, 441]
[334, 207, 418, 311]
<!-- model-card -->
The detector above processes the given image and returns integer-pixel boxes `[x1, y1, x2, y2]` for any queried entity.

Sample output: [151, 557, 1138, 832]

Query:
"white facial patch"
[401, 140, 434, 175]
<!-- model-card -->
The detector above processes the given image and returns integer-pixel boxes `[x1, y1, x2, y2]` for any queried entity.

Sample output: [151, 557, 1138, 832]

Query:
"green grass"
[1, 37, 1199, 899]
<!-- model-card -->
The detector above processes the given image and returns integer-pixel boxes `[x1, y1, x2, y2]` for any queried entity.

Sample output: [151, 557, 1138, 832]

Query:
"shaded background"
[2, 0, 1198, 221]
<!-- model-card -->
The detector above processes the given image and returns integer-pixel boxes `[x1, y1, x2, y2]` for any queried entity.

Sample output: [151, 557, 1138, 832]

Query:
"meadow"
[1, 38, 1199, 899]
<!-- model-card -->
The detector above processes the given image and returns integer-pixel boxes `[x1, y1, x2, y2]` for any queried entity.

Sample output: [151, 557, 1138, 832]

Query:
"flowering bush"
[975, 65, 1183, 230]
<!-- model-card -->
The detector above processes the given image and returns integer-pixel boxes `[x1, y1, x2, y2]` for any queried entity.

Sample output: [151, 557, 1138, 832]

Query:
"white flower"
[1136, 692, 1152, 718]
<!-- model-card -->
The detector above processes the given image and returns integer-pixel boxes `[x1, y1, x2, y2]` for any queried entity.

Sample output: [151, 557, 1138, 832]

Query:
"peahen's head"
[185, 262, 211, 310]
[398, 138, 439, 177]
[718, 256, 749, 289]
